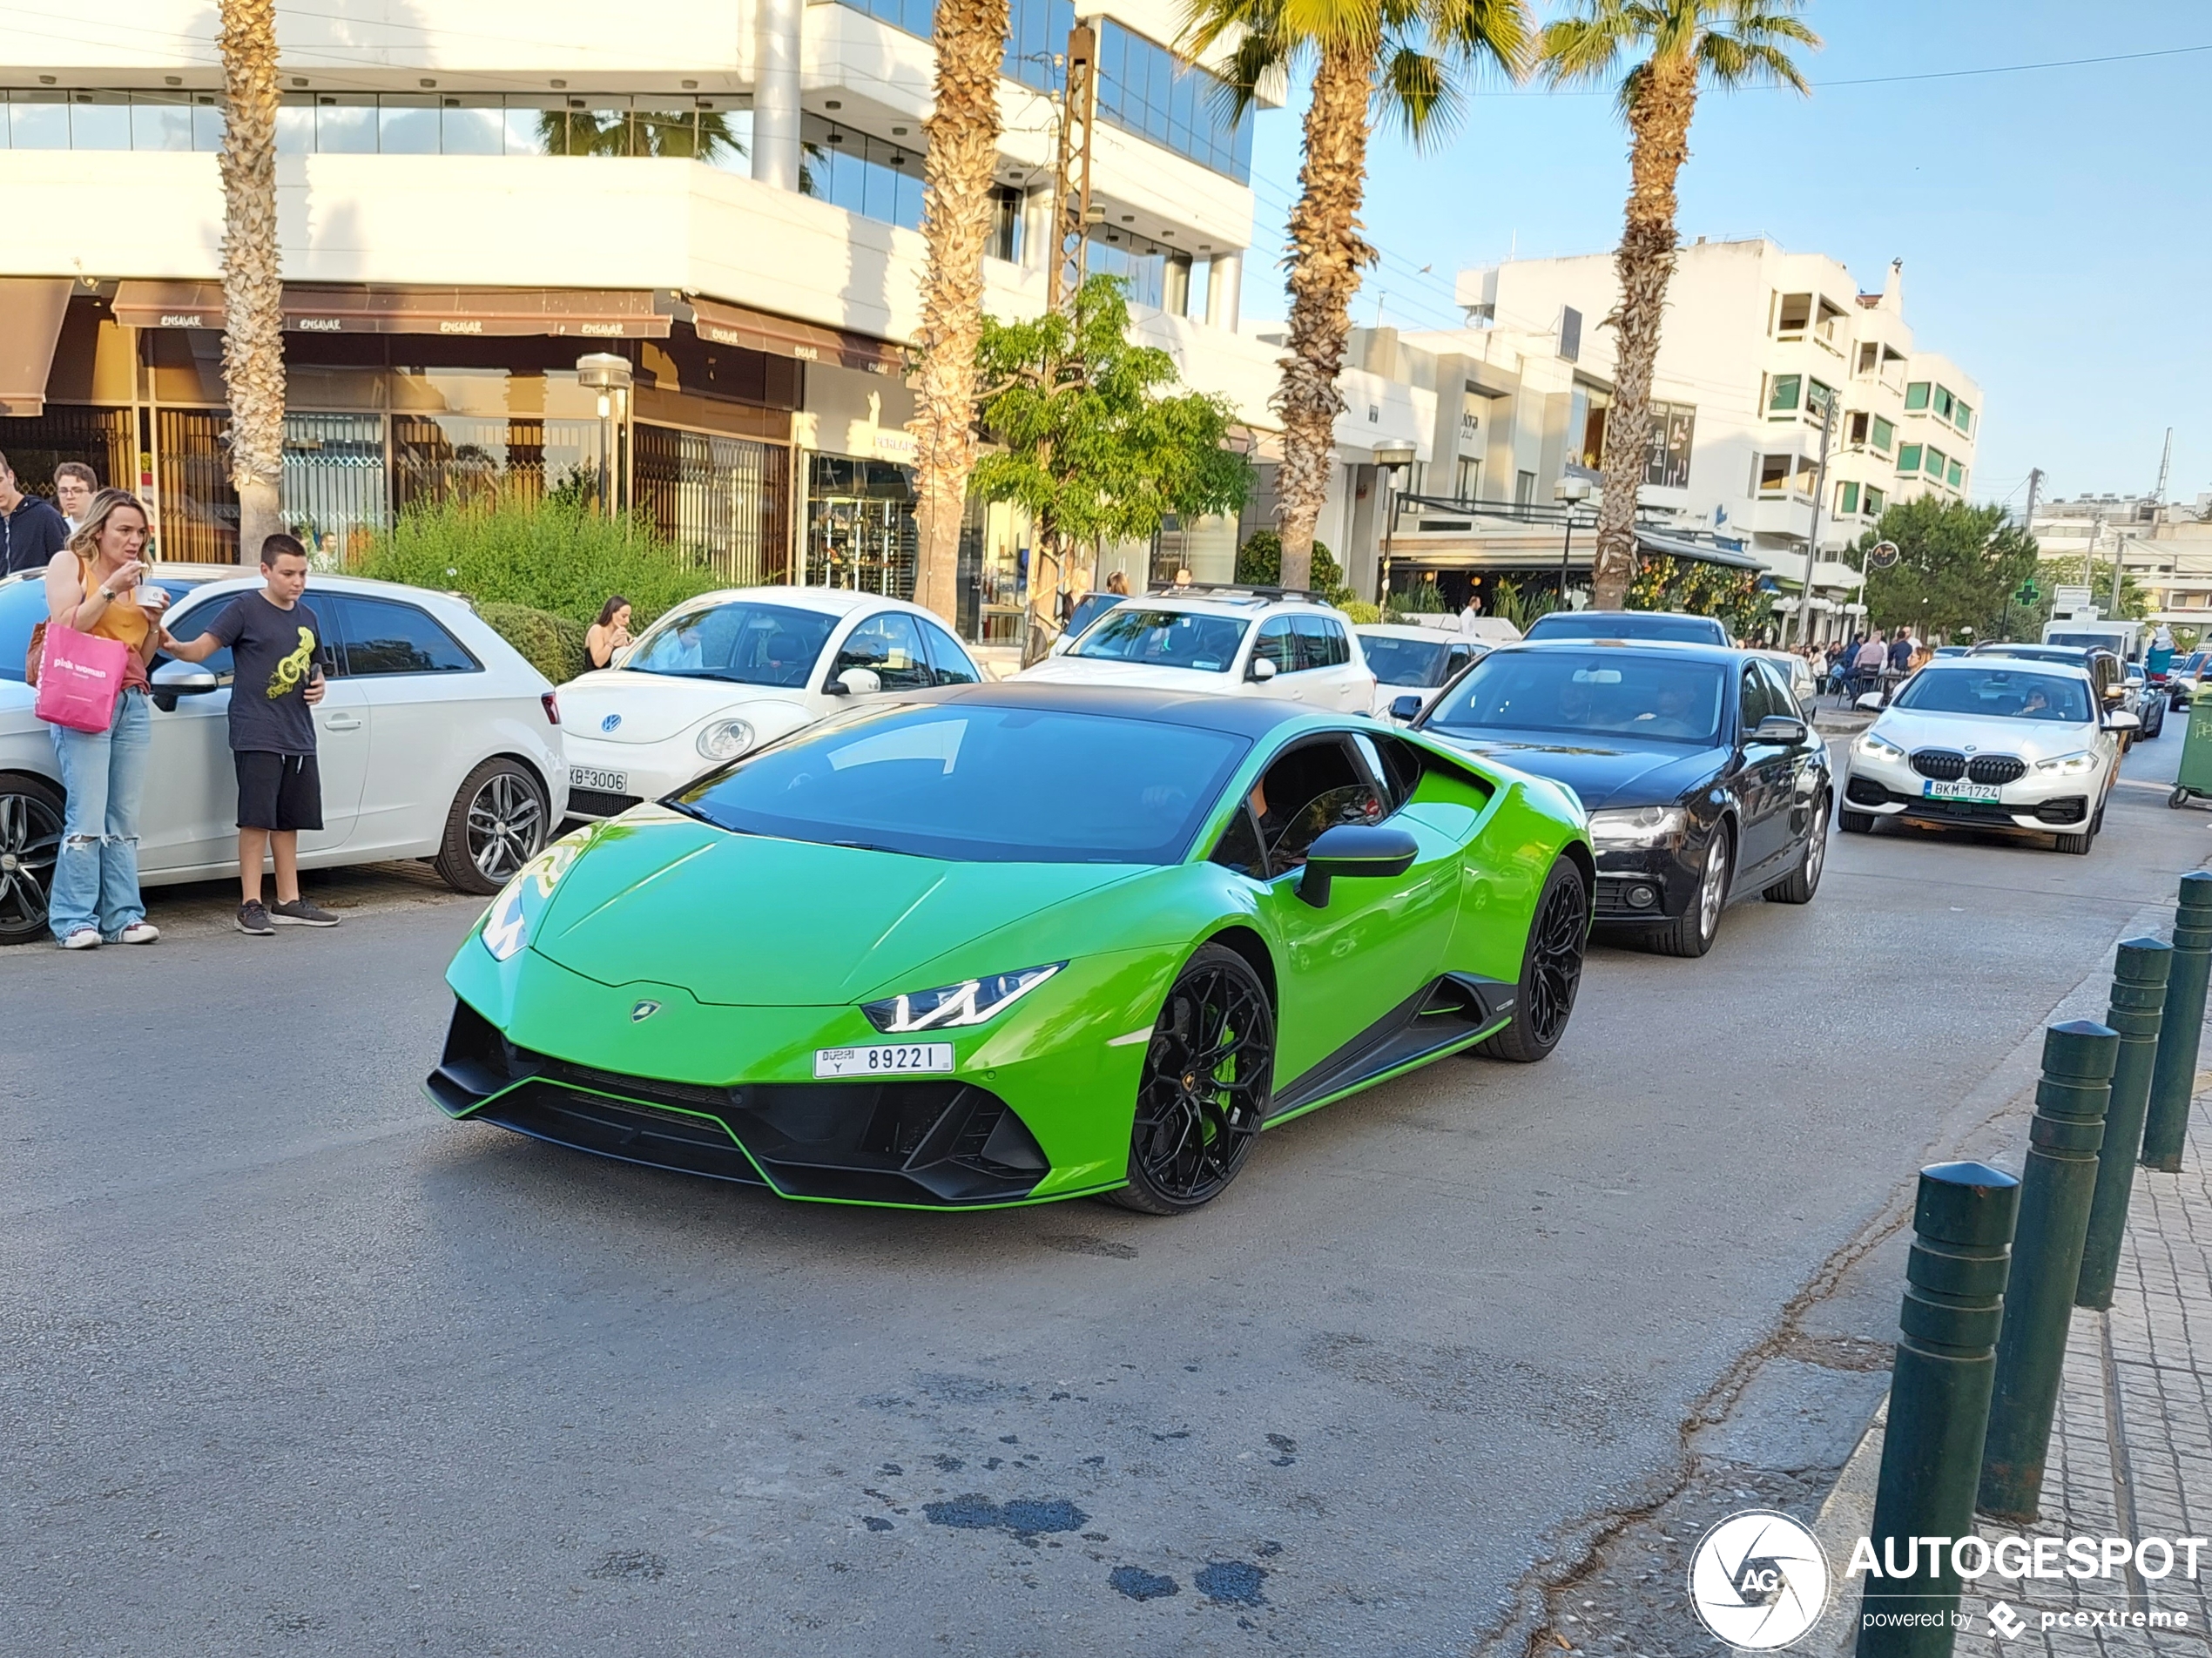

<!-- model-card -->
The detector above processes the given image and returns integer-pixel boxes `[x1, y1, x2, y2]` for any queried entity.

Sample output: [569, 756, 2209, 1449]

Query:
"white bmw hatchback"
[556, 587, 985, 819]
[1015, 593, 1376, 711]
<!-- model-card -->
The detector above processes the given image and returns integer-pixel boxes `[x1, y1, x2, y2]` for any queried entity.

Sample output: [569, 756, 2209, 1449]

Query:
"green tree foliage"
[475, 602, 590, 684]
[972, 277, 1251, 657]
[2030, 553, 2154, 627]
[1627, 554, 1764, 635]
[1235, 529, 1349, 603]
[536, 109, 743, 162]
[1856, 497, 2039, 641]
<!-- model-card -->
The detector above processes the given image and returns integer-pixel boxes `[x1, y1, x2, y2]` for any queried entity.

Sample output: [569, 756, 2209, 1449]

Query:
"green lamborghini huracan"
[428, 683, 1593, 1213]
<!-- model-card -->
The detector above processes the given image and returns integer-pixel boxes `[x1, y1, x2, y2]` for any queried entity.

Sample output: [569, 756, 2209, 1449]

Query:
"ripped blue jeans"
[50, 686, 151, 941]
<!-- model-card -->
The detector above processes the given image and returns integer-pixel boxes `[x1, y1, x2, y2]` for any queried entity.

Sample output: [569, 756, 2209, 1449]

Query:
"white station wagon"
[1015, 592, 1376, 712]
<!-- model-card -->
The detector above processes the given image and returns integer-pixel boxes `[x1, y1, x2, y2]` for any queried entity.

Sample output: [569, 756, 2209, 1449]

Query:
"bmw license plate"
[814, 1042, 955, 1079]
[1923, 778, 2000, 803]
[570, 765, 628, 793]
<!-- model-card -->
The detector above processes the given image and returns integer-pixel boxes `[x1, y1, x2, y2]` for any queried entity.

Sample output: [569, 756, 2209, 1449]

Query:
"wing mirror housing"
[1389, 693, 1424, 722]
[2104, 710, 2141, 732]
[825, 667, 881, 698]
[1247, 656, 1278, 682]
[1750, 714, 1808, 745]
[1853, 691, 1885, 712]
[150, 657, 219, 711]
[1298, 824, 1419, 908]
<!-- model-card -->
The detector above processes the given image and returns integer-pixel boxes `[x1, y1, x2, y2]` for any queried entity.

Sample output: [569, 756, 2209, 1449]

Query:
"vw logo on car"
[600, 713, 623, 733]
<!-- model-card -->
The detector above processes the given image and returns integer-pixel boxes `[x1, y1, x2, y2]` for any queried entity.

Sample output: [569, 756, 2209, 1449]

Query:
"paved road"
[3, 731, 2204, 1657]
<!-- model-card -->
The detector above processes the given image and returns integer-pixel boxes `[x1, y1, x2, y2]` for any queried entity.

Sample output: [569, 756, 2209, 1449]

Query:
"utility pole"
[2154, 427, 2174, 509]
[1044, 24, 1098, 317]
[1794, 393, 1838, 648]
[2021, 466, 2042, 537]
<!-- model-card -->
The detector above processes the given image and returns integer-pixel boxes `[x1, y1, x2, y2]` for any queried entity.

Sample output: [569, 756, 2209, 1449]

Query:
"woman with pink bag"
[40, 489, 168, 949]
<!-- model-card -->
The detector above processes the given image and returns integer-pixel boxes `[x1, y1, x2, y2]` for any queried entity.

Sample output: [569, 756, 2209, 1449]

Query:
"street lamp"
[1555, 476, 1594, 604]
[1372, 443, 1416, 604]
[577, 352, 633, 519]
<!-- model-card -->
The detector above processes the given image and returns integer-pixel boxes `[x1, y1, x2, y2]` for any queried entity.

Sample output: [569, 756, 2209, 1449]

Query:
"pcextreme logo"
[1687, 1510, 1831, 1650]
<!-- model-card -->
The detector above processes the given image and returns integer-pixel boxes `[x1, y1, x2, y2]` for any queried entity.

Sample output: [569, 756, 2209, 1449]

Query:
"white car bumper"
[558, 732, 718, 818]
[1841, 748, 2102, 833]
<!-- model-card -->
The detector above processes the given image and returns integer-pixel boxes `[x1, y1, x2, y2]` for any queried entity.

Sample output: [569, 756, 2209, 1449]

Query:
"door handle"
[324, 714, 362, 731]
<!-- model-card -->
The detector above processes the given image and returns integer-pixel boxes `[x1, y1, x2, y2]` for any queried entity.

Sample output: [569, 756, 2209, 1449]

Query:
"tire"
[2143, 703, 2165, 739]
[1838, 808, 1876, 834]
[1764, 795, 1829, 905]
[1104, 942, 1274, 1215]
[434, 758, 550, 896]
[1649, 826, 1731, 959]
[2055, 828, 2094, 856]
[0, 774, 64, 947]
[2172, 786, 2192, 811]
[1478, 859, 1588, 1062]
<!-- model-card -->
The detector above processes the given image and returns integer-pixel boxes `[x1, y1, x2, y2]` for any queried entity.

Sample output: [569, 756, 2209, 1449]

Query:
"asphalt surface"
[3, 727, 2206, 1657]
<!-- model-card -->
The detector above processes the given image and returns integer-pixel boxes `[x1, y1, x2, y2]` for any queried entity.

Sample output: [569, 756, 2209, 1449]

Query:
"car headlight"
[862, 963, 1066, 1033]
[2033, 750, 2100, 776]
[481, 839, 582, 962]
[1854, 731, 1907, 763]
[697, 718, 755, 761]
[1588, 805, 1686, 849]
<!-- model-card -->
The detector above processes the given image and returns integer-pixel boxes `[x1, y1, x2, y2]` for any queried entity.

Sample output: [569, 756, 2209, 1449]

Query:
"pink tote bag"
[34, 623, 131, 734]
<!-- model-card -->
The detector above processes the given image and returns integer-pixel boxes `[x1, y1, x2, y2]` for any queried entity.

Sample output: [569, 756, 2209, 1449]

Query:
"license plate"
[813, 1042, 954, 1079]
[570, 766, 628, 793]
[1924, 778, 2000, 803]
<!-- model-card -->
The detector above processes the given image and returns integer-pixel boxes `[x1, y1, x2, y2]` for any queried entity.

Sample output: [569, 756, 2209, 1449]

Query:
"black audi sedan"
[1412, 640, 1832, 957]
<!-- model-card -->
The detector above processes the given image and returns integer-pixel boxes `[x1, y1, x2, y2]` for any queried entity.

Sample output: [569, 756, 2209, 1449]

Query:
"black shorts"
[235, 751, 323, 832]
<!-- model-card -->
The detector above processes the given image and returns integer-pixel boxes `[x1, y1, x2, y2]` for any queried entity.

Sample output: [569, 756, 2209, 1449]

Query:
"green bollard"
[2078, 940, 2171, 1310]
[1856, 1161, 2020, 1658]
[1978, 1020, 2118, 1524]
[2142, 871, 2212, 1171]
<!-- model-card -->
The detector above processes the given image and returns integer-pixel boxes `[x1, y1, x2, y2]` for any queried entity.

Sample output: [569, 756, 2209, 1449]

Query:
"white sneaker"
[116, 922, 161, 945]
[59, 928, 100, 950]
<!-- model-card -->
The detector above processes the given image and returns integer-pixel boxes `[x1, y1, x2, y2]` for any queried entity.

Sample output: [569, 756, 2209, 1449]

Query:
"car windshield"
[675, 703, 1251, 863]
[1426, 650, 1729, 745]
[0, 573, 199, 684]
[1361, 635, 1453, 687]
[1524, 611, 1726, 645]
[2047, 632, 2124, 653]
[1070, 608, 1249, 672]
[1063, 592, 1124, 642]
[624, 600, 836, 687]
[1892, 668, 2093, 724]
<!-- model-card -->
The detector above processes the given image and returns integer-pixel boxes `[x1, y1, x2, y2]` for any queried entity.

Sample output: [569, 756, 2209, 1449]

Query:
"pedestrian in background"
[1887, 630, 1914, 676]
[53, 462, 98, 536]
[41, 489, 168, 949]
[1854, 631, 1888, 698]
[161, 534, 341, 936]
[1105, 570, 1130, 596]
[585, 595, 632, 670]
[0, 449, 71, 576]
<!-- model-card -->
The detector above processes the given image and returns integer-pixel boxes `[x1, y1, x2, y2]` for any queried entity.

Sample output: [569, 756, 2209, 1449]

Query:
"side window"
[833, 612, 933, 691]
[1250, 738, 1384, 874]
[1444, 644, 1474, 682]
[158, 596, 238, 682]
[1293, 615, 1350, 671]
[1739, 664, 1776, 731]
[1209, 803, 1266, 879]
[1351, 732, 1424, 814]
[1757, 658, 1803, 720]
[330, 596, 479, 677]
[918, 618, 981, 686]
[1252, 617, 1297, 674]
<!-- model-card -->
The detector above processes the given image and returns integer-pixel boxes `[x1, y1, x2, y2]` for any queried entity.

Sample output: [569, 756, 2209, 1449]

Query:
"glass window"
[1092, 18, 1251, 182]
[1292, 615, 1346, 671]
[1523, 612, 1729, 646]
[131, 96, 196, 152]
[377, 99, 441, 154]
[1838, 481, 1860, 516]
[332, 596, 479, 676]
[1865, 487, 1885, 515]
[1759, 453, 1791, 493]
[153, 596, 237, 683]
[626, 600, 835, 688]
[440, 100, 504, 155]
[1954, 401, 1973, 435]
[68, 97, 131, 149]
[1892, 668, 2091, 724]
[1904, 381, 1931, 411]
[1361, 732, 1426, 811]
[1427, 650, 1730, 746]
[10, 95, 70, 149]
[1932, 387, 1954, 420]
[1072, 608, 1248, 672]
[1739, 664, 1777, 730]
[502, 106, 551, 155]
[1359, 633, 1451, 688]
[314, 98, 378, 154]
[1947, 460, 1965, 489]
[918, 618, 981, 685]
[1252, 617, 1298, 672]
[833, 612, 933, 691]
[1925, 447, 1946, 477]
[193, 99, 226, 151]
[276, 103, 314, 155]
[1898, 443, 1923, 475]
[1250, 738, 1383, 874]
[676, 704, 1251, 865]
[1806, 379, 1835, 421]
[1209, 803, 1266, 879]
[1767, 374, 1802, 414]
[1871, 416, 1895, 454]
[1757, 658, 1804, 720]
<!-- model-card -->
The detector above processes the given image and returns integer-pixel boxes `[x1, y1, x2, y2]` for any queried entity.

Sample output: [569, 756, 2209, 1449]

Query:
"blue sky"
[1234, 1, 2212, 512]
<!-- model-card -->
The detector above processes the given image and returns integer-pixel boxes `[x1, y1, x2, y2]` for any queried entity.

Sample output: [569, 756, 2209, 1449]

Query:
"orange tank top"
[77, 551, 152, 692]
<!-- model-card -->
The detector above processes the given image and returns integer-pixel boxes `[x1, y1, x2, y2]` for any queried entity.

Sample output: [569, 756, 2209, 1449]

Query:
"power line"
[1465, 39, 2212, 97]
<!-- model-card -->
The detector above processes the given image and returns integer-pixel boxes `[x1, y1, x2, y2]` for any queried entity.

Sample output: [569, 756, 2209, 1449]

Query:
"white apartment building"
[0, 0, 1433, 640]
[2033, 494, 2212, 629]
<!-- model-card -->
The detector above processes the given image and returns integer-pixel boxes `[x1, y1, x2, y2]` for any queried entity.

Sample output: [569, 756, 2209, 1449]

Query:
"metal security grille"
[391, 415, 603, 515]
[635, 424, 790, 587]
[153, 408, 238, 563]
[283, 414, 388, 560]
[1911, 749, 1967, 781]
[0, 405, 134, 502]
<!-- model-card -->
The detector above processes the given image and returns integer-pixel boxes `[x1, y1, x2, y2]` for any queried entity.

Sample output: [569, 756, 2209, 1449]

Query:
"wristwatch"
[98, 587, 117, 601]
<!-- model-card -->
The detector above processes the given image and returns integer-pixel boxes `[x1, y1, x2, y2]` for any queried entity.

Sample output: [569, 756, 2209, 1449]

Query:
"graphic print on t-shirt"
[268, 628, 315, 699]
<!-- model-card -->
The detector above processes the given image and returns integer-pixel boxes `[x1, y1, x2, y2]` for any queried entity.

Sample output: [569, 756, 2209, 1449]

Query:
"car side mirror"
[151, 658, 219, 695]
[1298, 824, 1419, 908]
[1248, 657, 1278, 683]
[1750, 714, 1807, 745]
[1389, 694, 1424, 722]
[1854, 691, 1885, 712]
[2104, 710, 2141, 732]
[830, 666, 881, 697]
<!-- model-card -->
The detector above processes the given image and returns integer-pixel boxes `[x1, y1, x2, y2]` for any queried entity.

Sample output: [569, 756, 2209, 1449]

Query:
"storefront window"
[806, 456, 917, 599]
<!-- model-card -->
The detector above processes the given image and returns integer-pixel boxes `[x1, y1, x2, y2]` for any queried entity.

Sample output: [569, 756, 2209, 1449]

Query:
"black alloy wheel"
[1649, 825, 1732, 959]
[1764, 794, 1829, 905]
[0, 776, 64, 946]
[435, 758, 550, 895]
[1108, 942, 1275, 1214]
[1480, 859, 1588, 1063]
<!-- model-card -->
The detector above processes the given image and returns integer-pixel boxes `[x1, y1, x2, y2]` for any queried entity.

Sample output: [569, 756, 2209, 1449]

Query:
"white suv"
[1015, 591, 1376, 711]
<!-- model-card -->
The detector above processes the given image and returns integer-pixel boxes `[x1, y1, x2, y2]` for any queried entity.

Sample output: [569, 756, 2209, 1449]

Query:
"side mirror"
[833, 666, 881, 697]
[151, 658, 219, 695]
[1854, 691, 1885, 712]
[1389, 694, 1424, 722]
[1298, 824, 1419, 909]
[2104, 710, 2141, 732]
[1248, 657, 1278, 683]
[1750, 714, 1808, 745]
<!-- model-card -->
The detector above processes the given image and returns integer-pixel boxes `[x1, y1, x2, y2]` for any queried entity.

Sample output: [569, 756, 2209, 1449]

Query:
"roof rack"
[1144, 583, 1327, 603]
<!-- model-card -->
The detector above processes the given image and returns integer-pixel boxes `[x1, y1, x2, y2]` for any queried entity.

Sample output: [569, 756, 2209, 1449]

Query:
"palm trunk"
[910, 0, 1009, 626]
[1273, 37, 1377, 597]
[1022, 531, 1065, 667]
[216, 0, 285, 564]
[1590, 57, 1696, 611]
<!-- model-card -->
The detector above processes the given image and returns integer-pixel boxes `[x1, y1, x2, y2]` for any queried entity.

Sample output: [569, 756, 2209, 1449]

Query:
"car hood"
[1866, 709, 2100, 762]
[529, 808, 1143, 1004]
[1425, 731, 1726, 811]
[558, 670, 810, 745]
[1015, 656, 1245, 695]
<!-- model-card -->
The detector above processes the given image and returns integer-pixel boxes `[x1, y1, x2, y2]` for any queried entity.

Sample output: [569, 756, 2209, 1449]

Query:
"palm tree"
[215, 0, 286, 561]
[1185, 0, 1529, 596]
[1537, 0, 1818, 610]
[908, 0, 1013, 624]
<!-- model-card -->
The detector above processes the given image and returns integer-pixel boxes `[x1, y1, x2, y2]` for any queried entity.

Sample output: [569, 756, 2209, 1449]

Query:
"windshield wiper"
[821, 838, 924, 858]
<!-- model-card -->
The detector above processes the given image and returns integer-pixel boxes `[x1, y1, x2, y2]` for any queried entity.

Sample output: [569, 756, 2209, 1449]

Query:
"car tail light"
[540, 691, 560, 725]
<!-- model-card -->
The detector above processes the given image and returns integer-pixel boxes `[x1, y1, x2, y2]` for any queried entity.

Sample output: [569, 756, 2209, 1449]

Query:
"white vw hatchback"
[1015, 592, 1376, 711]
[556, 587, 984, 819]
[1838, 654, 2136, 854]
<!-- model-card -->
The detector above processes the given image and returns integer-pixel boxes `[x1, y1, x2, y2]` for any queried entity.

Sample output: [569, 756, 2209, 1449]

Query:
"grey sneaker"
[271, 898, 341, 928]
[236, 900, 274, 936]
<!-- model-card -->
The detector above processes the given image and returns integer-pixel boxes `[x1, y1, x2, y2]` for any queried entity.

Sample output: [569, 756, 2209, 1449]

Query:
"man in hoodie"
[0, 450, 70, 576]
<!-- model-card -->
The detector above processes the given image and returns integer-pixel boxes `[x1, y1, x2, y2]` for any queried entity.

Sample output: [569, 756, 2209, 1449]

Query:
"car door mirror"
[149, 658, 219, 711]
[2104, 710, 2141, 732]
[1248, 657, 1278, 682]
[1298, 824, 1419, 908]
[1854, 691, 1885, 712]
[1389, 694, 1424, 722]
[830, 666, 881, 697]
[1750, 714, 1807, 745]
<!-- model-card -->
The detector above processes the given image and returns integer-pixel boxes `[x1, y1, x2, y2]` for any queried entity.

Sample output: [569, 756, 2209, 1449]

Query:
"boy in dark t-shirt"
[161, 534, 343, 936]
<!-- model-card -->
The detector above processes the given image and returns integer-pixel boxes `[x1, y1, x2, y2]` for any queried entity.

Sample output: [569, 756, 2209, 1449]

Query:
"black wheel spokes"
[1526, 881, 1587, 1047]
[0, 795, 61, 929]
[1135, 966, 1272, 1202]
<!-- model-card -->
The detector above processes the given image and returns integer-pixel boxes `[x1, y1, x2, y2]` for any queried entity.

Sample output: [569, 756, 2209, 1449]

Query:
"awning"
[0, 279, 74, 416]
[685, 296, 905, 375]
[111, 281, 672, 338]
[1635, 530, 1764, 571]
